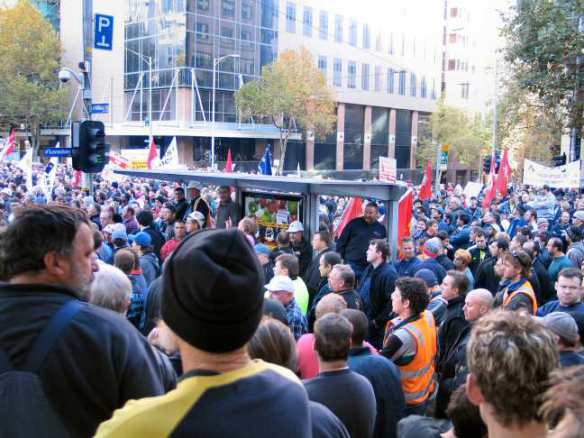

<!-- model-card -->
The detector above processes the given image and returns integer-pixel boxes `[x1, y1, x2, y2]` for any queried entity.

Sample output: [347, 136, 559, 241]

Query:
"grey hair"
[89, 262, 132, 314]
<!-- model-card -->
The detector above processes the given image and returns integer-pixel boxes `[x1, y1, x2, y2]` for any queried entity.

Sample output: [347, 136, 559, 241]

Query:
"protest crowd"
[2, 158, 584, 438]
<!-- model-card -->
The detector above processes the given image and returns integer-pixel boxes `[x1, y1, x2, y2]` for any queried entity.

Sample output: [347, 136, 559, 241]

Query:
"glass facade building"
[125, 0, 278, 123]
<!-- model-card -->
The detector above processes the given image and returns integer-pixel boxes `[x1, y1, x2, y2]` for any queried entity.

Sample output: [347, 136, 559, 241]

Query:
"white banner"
[379, 156, 397, 183]
[523, 159, 580, 189]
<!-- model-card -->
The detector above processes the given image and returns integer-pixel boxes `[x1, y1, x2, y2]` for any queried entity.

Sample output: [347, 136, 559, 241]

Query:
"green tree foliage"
[0, 0, 67, 155]
[502, 0, 584, 133]
[417, 98, 492, 169]
[236, 47, 336, 175]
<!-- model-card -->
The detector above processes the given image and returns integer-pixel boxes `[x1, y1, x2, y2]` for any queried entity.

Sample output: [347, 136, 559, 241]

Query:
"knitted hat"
[424, 237, 443, 257]
[162, 228, 264, 353]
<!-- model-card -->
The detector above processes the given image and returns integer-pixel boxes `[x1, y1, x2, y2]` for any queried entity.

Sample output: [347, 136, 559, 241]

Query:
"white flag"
[159, 137, 179, 168]
[17, 148, 33, 191]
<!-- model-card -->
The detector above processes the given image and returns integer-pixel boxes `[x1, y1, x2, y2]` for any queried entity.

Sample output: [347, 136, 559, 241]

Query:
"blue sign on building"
[94, 14, 114, 51]
[45, 148, 72, 157]
[91, 103, 109, 114]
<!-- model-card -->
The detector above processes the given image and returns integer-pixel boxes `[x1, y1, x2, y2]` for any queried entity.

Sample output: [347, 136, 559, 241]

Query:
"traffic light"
[483, 155, 491, 173]
[72, 120, 108, 173]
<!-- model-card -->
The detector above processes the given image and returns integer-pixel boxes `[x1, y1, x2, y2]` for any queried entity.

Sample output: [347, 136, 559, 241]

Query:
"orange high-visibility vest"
[394, 310, 437, 406]
[502, 280, 537, 315]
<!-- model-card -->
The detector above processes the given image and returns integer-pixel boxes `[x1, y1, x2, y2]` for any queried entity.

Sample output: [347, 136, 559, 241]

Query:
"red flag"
[225, 148, 233, 173]
[147, 138, 159, 169]
[73, 170, 82, 188]
[0, 127, 16, 162]
[495, 149, 511, 197]
[419, 161, 433, 201]
[335, 197, 364, 238]
[398, 189, 414, 245]
[482, 152, 497, 208]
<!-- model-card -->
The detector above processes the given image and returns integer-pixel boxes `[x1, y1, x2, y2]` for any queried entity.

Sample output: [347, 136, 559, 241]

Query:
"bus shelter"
[114, 169, 407, 258]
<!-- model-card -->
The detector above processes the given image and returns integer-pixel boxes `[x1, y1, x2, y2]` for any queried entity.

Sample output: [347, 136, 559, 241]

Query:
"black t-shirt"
[305, 368, 376, 438]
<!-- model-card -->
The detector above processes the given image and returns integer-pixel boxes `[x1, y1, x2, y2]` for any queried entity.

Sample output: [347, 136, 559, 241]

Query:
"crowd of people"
[2, 160, 584, 437]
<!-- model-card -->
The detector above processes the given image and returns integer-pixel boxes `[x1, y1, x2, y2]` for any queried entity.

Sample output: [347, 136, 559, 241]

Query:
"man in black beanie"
[96, 228, 311, 438]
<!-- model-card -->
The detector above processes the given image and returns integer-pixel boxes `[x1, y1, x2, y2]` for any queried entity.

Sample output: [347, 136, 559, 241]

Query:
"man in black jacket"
[435, 270, 469, 418]
[303, 229, 332, 309]
[523, 240, 555, 304]
[336, 202, 387, 281]
[288, 220, 313, 277]
[475, 238, 508, 295]
[0, 205, 167, 437]
[136, 209, 165, 259]
[358, 239, 398, 349]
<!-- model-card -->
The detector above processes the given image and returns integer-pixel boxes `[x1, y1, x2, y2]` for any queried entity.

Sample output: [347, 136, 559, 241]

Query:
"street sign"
[45, 147, 72, 157]
[91, 103, 109, 114]
[440, 143, 449, 171]
[94, 14, 114, 51]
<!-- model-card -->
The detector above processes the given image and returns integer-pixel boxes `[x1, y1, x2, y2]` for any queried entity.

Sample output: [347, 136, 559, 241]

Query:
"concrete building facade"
[50, 0, 442, 173]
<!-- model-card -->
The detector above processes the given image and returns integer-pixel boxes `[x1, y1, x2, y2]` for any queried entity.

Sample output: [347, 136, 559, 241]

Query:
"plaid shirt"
[285, 299, 308, 340]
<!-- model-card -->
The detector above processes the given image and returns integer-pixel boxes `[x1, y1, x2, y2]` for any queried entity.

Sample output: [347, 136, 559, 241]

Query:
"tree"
[502, 0, 584, 138]
[235, 47, 336, 175]
[0, 0, 67, 156]
[417, 98, 492, 169]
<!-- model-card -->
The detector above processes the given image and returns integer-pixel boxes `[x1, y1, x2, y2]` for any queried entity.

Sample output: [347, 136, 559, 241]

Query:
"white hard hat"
[287, 221, 304, 233]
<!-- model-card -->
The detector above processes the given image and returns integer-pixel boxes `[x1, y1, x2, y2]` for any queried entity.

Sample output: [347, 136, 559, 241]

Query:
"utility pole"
[82, 0, 93, 194]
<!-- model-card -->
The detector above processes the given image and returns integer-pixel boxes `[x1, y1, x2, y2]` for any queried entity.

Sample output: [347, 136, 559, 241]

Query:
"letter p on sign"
[94, 14, 114, 51]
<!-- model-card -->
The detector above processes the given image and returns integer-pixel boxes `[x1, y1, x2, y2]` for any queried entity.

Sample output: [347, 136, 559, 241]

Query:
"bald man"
[434, 289, 494, 418]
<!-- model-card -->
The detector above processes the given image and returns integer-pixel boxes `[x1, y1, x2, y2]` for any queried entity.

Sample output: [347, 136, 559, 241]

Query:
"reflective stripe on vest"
[502, 282, 537, 315]
[398, 310, 437, 406]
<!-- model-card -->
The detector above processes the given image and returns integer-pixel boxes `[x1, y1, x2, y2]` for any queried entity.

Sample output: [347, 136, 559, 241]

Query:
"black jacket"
[292, 237, 314, 277]
[336, 217, 387, 267]
[469, 247, 488, 277]
[0, 284, 168, 437]
[303, 248, 332, 301]
[143, 225, 166, 259]
[436, 254, 455, 272]
[475, 256, 499, 295]
[358, 262, 398, 334]
[174, 198, 189, 221]
[533, 258, 555, 304]
[437, 296, 468, 375]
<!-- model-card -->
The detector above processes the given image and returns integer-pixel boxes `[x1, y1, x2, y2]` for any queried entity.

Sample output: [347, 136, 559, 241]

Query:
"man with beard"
[0, 205, 166, 437]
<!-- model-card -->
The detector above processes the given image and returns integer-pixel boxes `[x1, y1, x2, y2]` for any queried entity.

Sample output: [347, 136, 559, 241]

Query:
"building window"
[450, 7, 458, 17]
[432, 78, 437, 99]
[241, 2, 253, 20]
[421, 76, 427, 98]
[349, 20, 357, 46]
[362, 23, 370, 49]
[374, 66, 381, 92]
[387, 68, 395, 93]
[449, 33, 457, 44]
[333, 58, 342, 87]
[399, 70, 406, 95]
[348, 61, 356, 88]
[389, 32, 394, 55]
[221, 0, 235, 18]
[318, 55, 327, 77]
[334, 15, 343, 42]
[376, 34, 383, 52]
[303, 7, 313, 37]
[410, 73, 417, 97]
[197, 0, 209, 12]
[286, 3, 296, 33]
[319, 11, 328, 40]
[448, 59, 456, 71]
[461, 83, 469, 99]
[401, 33, 405, 56]
[362, 63, 370, 90]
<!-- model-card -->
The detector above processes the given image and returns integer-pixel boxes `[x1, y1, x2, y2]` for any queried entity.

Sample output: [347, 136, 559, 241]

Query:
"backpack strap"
[22, 300, 83, 373]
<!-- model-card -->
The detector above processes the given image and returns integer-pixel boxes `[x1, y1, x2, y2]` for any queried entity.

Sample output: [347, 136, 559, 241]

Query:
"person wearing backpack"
[0, 205, 167, 437]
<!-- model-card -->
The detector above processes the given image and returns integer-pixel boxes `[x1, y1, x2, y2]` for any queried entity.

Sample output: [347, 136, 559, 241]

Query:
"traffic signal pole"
[82, 0, 93, 195]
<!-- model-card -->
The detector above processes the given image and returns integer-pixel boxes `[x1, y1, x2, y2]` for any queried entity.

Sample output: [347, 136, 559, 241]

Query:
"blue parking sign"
[94, 14, 114, 51]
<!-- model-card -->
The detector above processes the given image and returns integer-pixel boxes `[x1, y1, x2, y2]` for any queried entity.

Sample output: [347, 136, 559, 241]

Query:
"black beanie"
[161, 228, 265, 353]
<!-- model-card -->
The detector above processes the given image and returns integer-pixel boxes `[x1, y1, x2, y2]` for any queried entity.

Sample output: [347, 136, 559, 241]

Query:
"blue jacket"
[348, 347, 406, 438]
[450, 225, 470, 250]
[393, 257, 422, 278]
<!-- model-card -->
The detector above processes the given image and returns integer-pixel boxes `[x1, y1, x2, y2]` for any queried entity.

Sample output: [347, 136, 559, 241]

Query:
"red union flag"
[147, 137, 159, 169]
[0, 127, 16, 162]
[108, 152, 130, 169]
[398, 189, 414, 245]
[335, 197, 364, 238]
[419, 161, 433, 201]
[495, 148, 511, 197]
